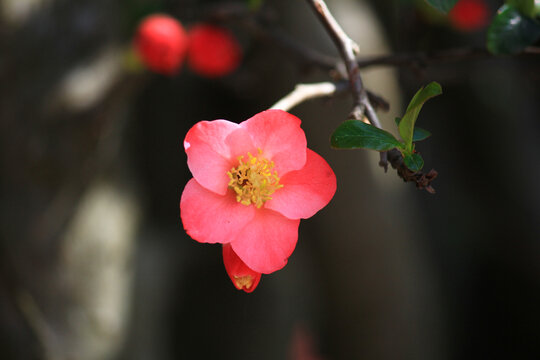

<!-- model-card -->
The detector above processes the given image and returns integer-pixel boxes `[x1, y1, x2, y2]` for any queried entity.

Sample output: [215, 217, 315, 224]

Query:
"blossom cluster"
[134, 14, 241, 77]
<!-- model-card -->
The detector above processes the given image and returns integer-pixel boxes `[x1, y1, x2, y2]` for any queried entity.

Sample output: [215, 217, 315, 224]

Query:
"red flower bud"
[222, 244, 261, 293]
[134, 14, 189, 75]
[449, 0, 489, 32]
[187, 24, 242, 78]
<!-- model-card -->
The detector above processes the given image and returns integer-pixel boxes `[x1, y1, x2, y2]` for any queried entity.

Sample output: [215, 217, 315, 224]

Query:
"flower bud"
[134, 14, 189, 75]
[449, 0, 489, 32]
[187, 24, 242, 78]
[222, 244, 261, 293]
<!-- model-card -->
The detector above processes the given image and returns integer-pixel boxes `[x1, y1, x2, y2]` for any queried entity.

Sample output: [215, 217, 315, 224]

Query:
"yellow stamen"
[227, 149, 283, 208]
[234, 275, 254, 290]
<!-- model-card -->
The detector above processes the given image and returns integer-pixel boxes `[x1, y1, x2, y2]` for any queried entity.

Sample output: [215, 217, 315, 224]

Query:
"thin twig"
[357, 46, 540, 69]
[205, 2, 338, 71]
[207, 3, 540, 72]
[209, 2, 540, 192]
[305, 0, 387, 168]
[357, 47, 488, 69]
[305, 0, 362, 117]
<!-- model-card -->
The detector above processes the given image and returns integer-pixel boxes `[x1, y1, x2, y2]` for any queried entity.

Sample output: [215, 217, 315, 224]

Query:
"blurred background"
[1, 0, 539, 359]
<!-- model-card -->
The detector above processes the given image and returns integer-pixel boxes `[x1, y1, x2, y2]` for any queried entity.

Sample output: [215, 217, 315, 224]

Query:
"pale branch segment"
[270, 82, 346, 112]
[270, 81, 389, 113]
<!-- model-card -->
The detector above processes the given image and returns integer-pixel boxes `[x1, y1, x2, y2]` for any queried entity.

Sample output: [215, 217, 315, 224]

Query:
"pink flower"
[180, 110, 336, 292]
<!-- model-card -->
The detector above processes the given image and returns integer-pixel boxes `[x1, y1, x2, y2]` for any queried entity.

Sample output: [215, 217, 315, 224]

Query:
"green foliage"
[331, 83, 442, 172]
[331, 120, 401, 151]
[394, 117, 432, 142]
[424, 0, 459, 13]
[412, 127, 432, 142]
[505, 0, 536, 18]
[487, 5, 540, 54]
[398, 82, 442, 154]
[403, 153, 424, 172]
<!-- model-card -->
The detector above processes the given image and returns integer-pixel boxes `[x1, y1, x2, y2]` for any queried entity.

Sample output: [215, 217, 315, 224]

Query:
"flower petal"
[180, 178, 255, 244]
[224, 127, 257, 159]
[222, 244, 262, 293]
[241, 109, 307, 176]
[184, 120, 252, 195]
[231, 209, 300, 274]
[265, 149, 336, 219]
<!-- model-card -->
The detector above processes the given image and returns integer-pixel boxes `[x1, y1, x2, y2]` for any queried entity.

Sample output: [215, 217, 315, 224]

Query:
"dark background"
[1, 0, 539, 359]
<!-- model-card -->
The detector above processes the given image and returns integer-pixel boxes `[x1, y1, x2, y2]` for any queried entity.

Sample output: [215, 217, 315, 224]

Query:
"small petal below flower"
[223, 244, 261, 293]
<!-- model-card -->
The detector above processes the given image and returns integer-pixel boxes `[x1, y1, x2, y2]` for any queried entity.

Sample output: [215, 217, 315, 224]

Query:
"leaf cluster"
[487, 2, 540, 54]
[331, 82, 442, 172]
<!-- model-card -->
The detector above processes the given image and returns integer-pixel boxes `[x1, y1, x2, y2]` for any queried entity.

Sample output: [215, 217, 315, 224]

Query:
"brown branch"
[207, 2, 540, 193]
[357, 47, 489, 69]
[305, 0, 389, 168]
[357, 46, 540, 69]
[207, 3, 540, 72]
[305, 0, 364, 118]
[303, 0, 441, 191]
[209, 1, 441, 191]
[386, 149, 438, 194]
[205, 2, 338, 71]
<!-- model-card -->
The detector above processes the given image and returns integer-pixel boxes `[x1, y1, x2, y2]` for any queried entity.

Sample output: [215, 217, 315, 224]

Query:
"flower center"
[227, 149, 283, 208]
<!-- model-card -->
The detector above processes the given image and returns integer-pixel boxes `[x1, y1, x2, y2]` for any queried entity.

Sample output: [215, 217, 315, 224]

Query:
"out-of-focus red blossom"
[449, 0, 489, 32]
[134, 14, 189, 75]
[180, 110, 336, 292]
[187, 23, 242, 78]
[222, 244, 261, 293]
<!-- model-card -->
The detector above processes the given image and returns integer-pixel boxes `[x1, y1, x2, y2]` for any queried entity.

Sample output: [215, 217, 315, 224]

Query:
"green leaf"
[398, 82, 442, 153]
[331, 120, 402, 151]
[505, 0, 535, 17]
[396, 117, 431, 142]
[487, 5, 540, 54]
[403, 153, 424, 172]
[413, 127, 432, 142]
[424, 0, 459, 13]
